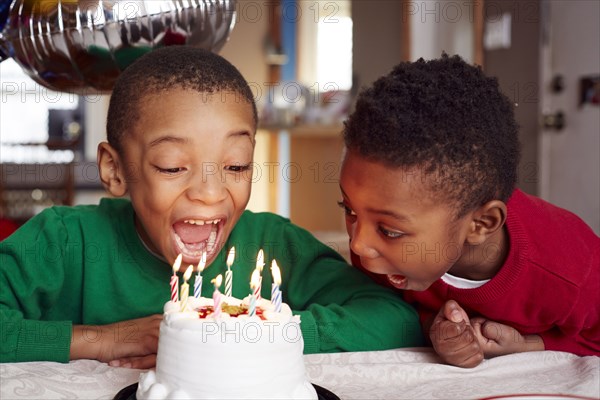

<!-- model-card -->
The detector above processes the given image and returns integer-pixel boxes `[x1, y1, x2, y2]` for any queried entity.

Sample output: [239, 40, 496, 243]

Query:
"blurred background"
[1, 0, 598, 252]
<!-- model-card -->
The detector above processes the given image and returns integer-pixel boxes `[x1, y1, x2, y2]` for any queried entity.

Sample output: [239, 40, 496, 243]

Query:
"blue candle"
[194, 251, 206, 298]
[270, 260, 282, 313]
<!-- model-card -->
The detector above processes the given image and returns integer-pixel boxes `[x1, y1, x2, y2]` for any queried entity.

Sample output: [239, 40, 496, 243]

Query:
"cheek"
[230, 179, 252, 209]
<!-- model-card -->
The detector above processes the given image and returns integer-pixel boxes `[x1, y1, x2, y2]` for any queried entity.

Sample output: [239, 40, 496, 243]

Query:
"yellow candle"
[180, 265, 193, 311]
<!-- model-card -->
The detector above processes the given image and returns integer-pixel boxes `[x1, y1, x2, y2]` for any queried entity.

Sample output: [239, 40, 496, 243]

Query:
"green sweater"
[0, 198, 422, 363]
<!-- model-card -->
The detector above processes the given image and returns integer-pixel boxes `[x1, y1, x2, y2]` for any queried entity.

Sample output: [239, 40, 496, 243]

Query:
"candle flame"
[197, 251, 206, 273]
[271, 260, 282, 285]
[212, 274, 223, 288]
[172, 254, 183, 274]
[226, 247, 235, 269]
[256, 249, 264, 271]
[250, 268, 261, 289]
[183, 265, 193, 282]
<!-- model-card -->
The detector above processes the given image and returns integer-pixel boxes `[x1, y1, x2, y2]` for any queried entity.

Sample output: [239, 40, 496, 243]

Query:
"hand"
[429, 300, 483, 368]
[471, 317, 545, 358]
[70, 314, 162, 369]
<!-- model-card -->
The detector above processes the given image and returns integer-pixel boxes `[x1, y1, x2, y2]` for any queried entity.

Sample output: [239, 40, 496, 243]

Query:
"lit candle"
[249, 268, 260, 317]
[194, 251, 206, 298]
[270, 260, 282, 312]
[212, 274, 223, 318]
[225, 247, 235, 297]
[254, 249, 264, 300]
[180, 265, 193, 311]
[170, 254, 182, 302]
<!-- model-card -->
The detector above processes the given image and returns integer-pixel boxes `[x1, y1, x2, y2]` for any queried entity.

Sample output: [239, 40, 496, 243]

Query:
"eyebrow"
[148, 130, 253, 148]
[339, 185, 411, 222]
[228, 130, 253, 140]
[148, 135, 189, 147]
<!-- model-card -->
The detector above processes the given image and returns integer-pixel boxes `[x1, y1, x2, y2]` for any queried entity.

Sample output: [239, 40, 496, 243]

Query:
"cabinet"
[253, 124, 346, 233]
[0, 161, 74, 225]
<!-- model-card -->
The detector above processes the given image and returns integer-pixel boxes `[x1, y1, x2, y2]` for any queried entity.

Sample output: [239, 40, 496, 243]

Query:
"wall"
[410, 0, 474, 62]
[220, 4, 271, 213]
[351, 0, 406, 89]
[538, 0, 600, 233]
[484, 0, 540, 196]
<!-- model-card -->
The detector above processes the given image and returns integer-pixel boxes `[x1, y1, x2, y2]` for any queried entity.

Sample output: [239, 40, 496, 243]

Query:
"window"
[1, 59, 79, 163]
[298, 1, 353, 92]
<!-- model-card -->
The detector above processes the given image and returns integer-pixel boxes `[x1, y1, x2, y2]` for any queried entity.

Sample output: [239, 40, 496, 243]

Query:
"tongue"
[173, 221, 214, 243]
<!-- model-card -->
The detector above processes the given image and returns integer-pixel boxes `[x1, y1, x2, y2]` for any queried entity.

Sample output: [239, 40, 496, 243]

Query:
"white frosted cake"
[136, 296, 317, 399]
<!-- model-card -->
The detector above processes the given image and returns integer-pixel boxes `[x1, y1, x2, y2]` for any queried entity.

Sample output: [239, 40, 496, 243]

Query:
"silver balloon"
[0, 0, 237, 93]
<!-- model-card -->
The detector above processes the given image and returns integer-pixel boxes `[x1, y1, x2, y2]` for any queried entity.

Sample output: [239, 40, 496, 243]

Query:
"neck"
[450, 226, 509, 281]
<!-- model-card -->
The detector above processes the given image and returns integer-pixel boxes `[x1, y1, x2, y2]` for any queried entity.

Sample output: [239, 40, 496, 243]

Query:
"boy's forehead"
[120, 89, 255, 146]
[342, 150, 440, 199]
[135, 88, 255, 123]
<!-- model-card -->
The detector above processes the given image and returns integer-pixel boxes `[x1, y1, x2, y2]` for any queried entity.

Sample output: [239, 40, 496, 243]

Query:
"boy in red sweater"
[339, 54, 600, 367]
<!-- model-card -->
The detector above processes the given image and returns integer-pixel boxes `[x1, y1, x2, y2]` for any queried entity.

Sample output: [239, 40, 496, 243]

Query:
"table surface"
[1, 348, 598, 399]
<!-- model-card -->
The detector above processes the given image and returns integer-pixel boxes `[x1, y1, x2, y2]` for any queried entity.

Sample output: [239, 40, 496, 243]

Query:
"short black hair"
[343, 54, 520, 217]
[107, 46, 257, 153]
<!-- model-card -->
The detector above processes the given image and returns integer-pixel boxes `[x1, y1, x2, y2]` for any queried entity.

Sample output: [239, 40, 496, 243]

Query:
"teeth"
[388, 275, 406, 285]
[175, 222, 220, 257]
[174, 233, 205, 257]
[184, 218, 221, 225]
[207, 230, 217, 252]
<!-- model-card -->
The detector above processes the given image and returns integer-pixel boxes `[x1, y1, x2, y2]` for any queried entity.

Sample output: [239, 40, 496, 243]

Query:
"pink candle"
[170, 254, 182, 302]
[212, 274, 223, 318]
[254, 249, 264, 300]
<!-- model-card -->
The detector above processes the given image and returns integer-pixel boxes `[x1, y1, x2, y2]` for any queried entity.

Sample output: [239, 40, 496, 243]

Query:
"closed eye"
[225, 164, 252, 173]
[154, 166, 185, 175]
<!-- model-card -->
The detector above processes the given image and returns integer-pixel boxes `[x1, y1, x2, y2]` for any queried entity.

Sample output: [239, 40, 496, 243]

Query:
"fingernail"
[450, 310, 463, 323]
[109, 360, 120, 367]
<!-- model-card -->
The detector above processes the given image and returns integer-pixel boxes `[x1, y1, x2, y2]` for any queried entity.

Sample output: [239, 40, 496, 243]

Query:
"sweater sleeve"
[539, 259, 600, 356]
[0, 209, 74, 363]
[281, 223, 424, 353]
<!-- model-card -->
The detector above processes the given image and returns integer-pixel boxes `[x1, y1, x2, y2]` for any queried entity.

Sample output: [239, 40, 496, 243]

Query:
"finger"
[480, 320, 506, 343]
[109, 354, 156, 369]
[129, 354, 157, 370]
[470, 319, 488, 346]
[443, 327, 484, 368]
[431, 319, 468, 343]
[456, 347, 485, 368]
[443, 300, 468, 324]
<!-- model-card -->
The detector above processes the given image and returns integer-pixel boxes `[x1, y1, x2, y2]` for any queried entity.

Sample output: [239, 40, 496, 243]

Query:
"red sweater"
[353, 189, 600, 356]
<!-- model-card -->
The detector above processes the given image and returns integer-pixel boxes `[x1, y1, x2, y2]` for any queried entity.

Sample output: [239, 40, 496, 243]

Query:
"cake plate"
[114, 382, 340, 400]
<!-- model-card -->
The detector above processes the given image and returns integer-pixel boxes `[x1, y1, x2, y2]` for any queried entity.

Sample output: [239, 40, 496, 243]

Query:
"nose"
[186, 163, 227, 204]
[349, 221, 379, 259]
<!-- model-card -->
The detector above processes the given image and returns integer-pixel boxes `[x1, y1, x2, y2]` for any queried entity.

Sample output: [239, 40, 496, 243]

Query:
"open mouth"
[172, 217, 225, 264]
[387, 274, 407, 289]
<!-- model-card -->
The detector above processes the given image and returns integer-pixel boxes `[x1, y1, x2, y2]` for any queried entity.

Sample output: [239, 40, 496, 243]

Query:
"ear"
[97, 142, 127, 197]
[465, 200, 507, 245]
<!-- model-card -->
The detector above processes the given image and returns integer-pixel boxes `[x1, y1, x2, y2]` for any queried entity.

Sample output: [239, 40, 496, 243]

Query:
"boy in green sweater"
[0, 47, 422, 367]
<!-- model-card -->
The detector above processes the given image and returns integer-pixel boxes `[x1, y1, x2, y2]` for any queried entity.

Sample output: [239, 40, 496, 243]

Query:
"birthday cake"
[136, 295, 318, 400]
